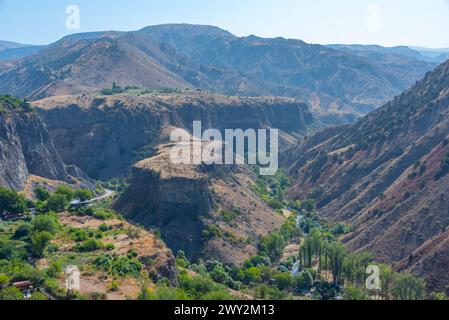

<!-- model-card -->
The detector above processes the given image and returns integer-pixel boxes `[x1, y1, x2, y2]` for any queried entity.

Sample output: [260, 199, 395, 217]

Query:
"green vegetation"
[0, 186, 126, 300]
[0, 187, 28, 214]
[99, 178, 129, 194]
[0, 95, 33, 113]
[99, 83, 182, 96]
[0, 172, 437, 301]
[94, 254, 142, 278]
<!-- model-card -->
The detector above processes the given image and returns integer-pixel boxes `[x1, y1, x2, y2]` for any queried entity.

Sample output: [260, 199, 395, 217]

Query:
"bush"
[32, 214, 59, 234]
[221, 210, 239, 223]
[47, 261, 62, 278]
[92, 208, 115, 220]
[70, 228, 89, 242]
[343, 286, 370, 300]
[75, 239, 104, 252]
[242, 267, 263, 284]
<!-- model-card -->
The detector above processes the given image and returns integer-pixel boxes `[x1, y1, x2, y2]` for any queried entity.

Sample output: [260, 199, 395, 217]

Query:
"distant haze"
[0, 0, 448, 48]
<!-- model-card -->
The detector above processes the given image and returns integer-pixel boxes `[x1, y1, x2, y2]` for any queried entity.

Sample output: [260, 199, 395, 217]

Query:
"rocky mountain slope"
[142, 24, 436, 115]
[282, 59, 449, 291]
[0, 97, 69, 191]
[0, 24, 436, 120]
[34, 91, 315, 180]
[113, 127, 284, 264]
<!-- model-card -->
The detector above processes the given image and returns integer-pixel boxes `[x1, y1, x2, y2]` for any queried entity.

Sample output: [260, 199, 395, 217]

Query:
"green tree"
[379, 264, 395, 300]
[259, 231, 286, 263]
[343, 286, 370, 300]
[272, 272, 293, 291]
[0, 187, 27, 214]
[34, 186, 50, 202]
[243, 267, 263, 284]
[75, 189, 93, 201]
[55, 185, 75, 202]
[33, 214, 59, 234]
[30, 231, 53, 257]
[392, 273, 426, 300]
[47, 261, 62, 278]
[294, 270, 314, 293]
[46, 193, 68, 212]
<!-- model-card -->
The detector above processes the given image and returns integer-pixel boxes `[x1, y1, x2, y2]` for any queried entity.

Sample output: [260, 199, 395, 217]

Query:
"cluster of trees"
[34, 185, 93, 213]
[297, 229, 428, 300]
[0, 186, 108, 300]
[94, 253, 142, 278]
[0, 188, 29, 214]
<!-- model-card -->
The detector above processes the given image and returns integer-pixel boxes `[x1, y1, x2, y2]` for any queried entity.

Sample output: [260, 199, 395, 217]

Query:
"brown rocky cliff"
[0, 101, 69, 191]
[114, 134, 284, 264]
[35, 92, 315, 180]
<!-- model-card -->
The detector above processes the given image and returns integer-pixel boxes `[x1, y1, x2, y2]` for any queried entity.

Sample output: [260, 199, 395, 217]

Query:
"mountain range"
[0, 24, 440, 121]
[1, 23, 449, 298]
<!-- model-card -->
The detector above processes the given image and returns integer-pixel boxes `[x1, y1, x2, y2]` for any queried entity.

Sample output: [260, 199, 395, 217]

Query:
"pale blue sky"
[0, 0, 448, 48]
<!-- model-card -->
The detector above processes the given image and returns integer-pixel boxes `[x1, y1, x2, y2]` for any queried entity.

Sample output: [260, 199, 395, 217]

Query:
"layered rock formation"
[34, 92, 315, 180]
[0, 99, 69, 191]
[114, 128, 284, 264]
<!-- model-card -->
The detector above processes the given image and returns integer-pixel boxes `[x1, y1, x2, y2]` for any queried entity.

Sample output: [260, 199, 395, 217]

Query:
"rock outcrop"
[35, 92, 315, 180]
[0, 99, 69, 191]
[114, 128, 284, 264]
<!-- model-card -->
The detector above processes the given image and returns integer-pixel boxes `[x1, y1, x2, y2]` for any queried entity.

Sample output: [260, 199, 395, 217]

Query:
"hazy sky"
[1, 0, 448, 48]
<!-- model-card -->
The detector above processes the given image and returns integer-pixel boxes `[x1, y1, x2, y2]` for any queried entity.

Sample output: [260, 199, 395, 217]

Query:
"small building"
[12, 281, 34, 299]
[1, 211, 27, 222]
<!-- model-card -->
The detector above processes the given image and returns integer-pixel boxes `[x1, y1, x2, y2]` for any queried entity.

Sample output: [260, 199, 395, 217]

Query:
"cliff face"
[35, 92, 315, 180]
[0, 101, 69, 191]
[114, 129, 284, 264]
[282, 60, 449, 291]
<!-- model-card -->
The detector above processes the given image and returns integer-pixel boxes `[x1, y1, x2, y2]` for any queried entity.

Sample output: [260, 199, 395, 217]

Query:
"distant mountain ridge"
[327, 44, 449, 63]
[0, 24, 440, 120]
